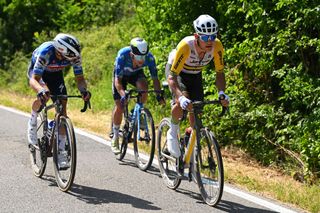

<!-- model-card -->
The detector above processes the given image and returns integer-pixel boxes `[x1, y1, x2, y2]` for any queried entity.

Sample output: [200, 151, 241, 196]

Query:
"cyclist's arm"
[212, 39, 226, 92]
[114, 77, 125, 97]
[167, 72, 183, 99]
[29, 74, 45, 93]
[146, 53, 162, 92]
[30, 55, 48, 93]
[152, 78, 161, 91]
[75, 74, 88, 92]
[167, 41, 190, 99]
[114, 54, 126, 98]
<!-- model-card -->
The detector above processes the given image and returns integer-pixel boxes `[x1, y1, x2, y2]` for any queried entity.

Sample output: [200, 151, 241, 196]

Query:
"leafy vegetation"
[135, 0, 320, 182]
[0, 0, 319, 191]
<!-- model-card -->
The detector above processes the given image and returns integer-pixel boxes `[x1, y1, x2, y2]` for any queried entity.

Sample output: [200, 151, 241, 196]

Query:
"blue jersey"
[28, 41, 83, 77]
[114, 47, 158, 79]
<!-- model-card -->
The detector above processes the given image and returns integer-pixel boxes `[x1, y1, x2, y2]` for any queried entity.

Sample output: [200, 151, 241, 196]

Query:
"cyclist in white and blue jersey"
[27, 33, 91, 169]
[111, 37, 165, 154]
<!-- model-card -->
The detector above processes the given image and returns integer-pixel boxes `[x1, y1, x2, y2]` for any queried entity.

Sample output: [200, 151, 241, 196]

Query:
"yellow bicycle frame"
[183, 128, 197, 164]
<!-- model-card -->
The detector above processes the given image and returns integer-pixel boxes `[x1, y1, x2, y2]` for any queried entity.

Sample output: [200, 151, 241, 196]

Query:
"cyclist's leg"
[43, 71, 71, 168]
[111, 74, 127, 154]
[132, 70, 148, 103]
[43, 71, 68, 150]
[185, 72, 204, 128]
[27, 67, 49, 145]
[166, 74, 190, 158]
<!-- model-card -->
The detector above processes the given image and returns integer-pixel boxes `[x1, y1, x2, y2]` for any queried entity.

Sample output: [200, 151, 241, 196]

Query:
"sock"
[29, 110, 38, 126]
[170, 120, 179, 136]
[113, 124, 120, 139]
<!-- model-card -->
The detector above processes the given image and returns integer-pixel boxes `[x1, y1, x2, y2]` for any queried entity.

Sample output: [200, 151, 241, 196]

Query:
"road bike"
[110, 89, 161, 171]
[157, 99, 227, 206]
[29, 94, 90, 192]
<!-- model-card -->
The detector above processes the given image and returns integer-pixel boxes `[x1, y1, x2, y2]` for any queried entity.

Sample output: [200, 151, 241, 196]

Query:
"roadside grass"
[1, 90, 318, 212]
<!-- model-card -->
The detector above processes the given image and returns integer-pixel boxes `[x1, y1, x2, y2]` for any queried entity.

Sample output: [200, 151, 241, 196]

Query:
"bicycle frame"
[124, 90, 160, 140]
[183, 100, 226, 165]
[38, 95, 89, 152]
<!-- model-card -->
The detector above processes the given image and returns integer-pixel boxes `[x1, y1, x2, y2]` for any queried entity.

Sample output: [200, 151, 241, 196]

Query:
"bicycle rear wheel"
[195, 128, 224, 206]
[53, 116, 77, 192]
[29, 111, 47, 177]
[133, 108, 155, 171]
[157, 118, 181, 189]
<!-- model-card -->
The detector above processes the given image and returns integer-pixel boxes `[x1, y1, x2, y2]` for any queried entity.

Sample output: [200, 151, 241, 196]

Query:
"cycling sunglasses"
[133, 54, 146, 61]
[199, 34, 216, 42]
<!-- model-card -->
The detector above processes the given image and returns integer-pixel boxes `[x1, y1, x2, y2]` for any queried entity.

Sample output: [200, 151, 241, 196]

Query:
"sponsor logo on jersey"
[174, 54, 184, 69]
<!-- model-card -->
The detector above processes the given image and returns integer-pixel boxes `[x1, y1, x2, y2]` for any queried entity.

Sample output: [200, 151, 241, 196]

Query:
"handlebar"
[192, 99, 228, 117]
[125, 89, 164, 99]
[49, 95, 91, 113]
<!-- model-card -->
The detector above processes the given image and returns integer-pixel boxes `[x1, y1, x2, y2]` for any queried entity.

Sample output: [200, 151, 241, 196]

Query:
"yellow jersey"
[169, 36, 224, 75]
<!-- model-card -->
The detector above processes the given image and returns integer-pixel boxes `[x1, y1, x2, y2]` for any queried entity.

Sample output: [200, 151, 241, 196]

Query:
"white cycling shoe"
[166, 129, 181, 158]
[27, 121, 37, 146]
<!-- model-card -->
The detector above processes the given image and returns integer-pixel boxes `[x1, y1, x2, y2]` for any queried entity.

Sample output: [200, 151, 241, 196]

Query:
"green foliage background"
[0, 0, 319, 182]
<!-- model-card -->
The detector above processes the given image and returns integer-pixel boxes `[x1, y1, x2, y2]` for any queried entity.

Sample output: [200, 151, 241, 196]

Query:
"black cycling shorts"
[42, 71, 67, 97]
[112, 69, 146, 100]
[175, 72, 204, 102]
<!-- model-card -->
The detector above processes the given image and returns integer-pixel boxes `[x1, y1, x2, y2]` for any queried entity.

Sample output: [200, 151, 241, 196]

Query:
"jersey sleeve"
[72, 56, 83, 76]
[32, 53, 49, 77]
[147, 53, 158, 79]
[114, 54, 125, 78]
[213, 39, 224, 72]
[170, 40, 191, 75]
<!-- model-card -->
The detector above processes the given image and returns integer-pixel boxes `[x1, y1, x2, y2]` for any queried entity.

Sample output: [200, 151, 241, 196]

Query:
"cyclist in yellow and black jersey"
[165, 14, 230, 158]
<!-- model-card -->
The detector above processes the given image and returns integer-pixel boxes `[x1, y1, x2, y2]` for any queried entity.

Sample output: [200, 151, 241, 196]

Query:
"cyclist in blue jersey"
[111, 37, 165, 154]
[27, 33, 91, 169]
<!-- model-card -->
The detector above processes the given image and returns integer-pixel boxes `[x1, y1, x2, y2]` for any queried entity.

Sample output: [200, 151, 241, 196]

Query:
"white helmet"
[53, 33, 81, 59]
[193, 14, 218, 35]
[130, 37, 149, 55]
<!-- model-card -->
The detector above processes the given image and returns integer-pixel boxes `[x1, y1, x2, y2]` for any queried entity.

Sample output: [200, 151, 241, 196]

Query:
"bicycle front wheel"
[29, 111, 47, 177]
[133, 108, 155, 171]
[194, 128, 224, 206]
[157, 118, 181, 189]
[117, 122, 129, 161]
[53, 116, 77, 192]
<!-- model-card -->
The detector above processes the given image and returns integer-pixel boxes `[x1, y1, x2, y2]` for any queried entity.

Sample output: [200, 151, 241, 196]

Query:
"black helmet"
[53, 33, 81, 59]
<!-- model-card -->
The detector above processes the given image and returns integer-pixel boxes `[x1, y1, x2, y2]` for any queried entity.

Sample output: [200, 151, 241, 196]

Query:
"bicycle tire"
[53, 116, 77, 192]
[29, 111, 47, 177]
[133, 108, 155, 171]
[157, 117, 181, 189]
[117, 122, 129, 161]
[194, 128, 224, 206]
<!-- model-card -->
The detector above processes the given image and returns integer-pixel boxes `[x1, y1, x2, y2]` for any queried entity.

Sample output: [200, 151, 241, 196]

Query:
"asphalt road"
[0, 106, 302, 213]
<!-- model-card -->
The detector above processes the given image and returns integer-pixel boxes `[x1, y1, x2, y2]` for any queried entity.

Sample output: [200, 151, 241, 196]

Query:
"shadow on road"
[216, 200, 278, 213]
[67, 183, 161, 211]
[174, 187, 277, 213]
[117, 158, 162, 178]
